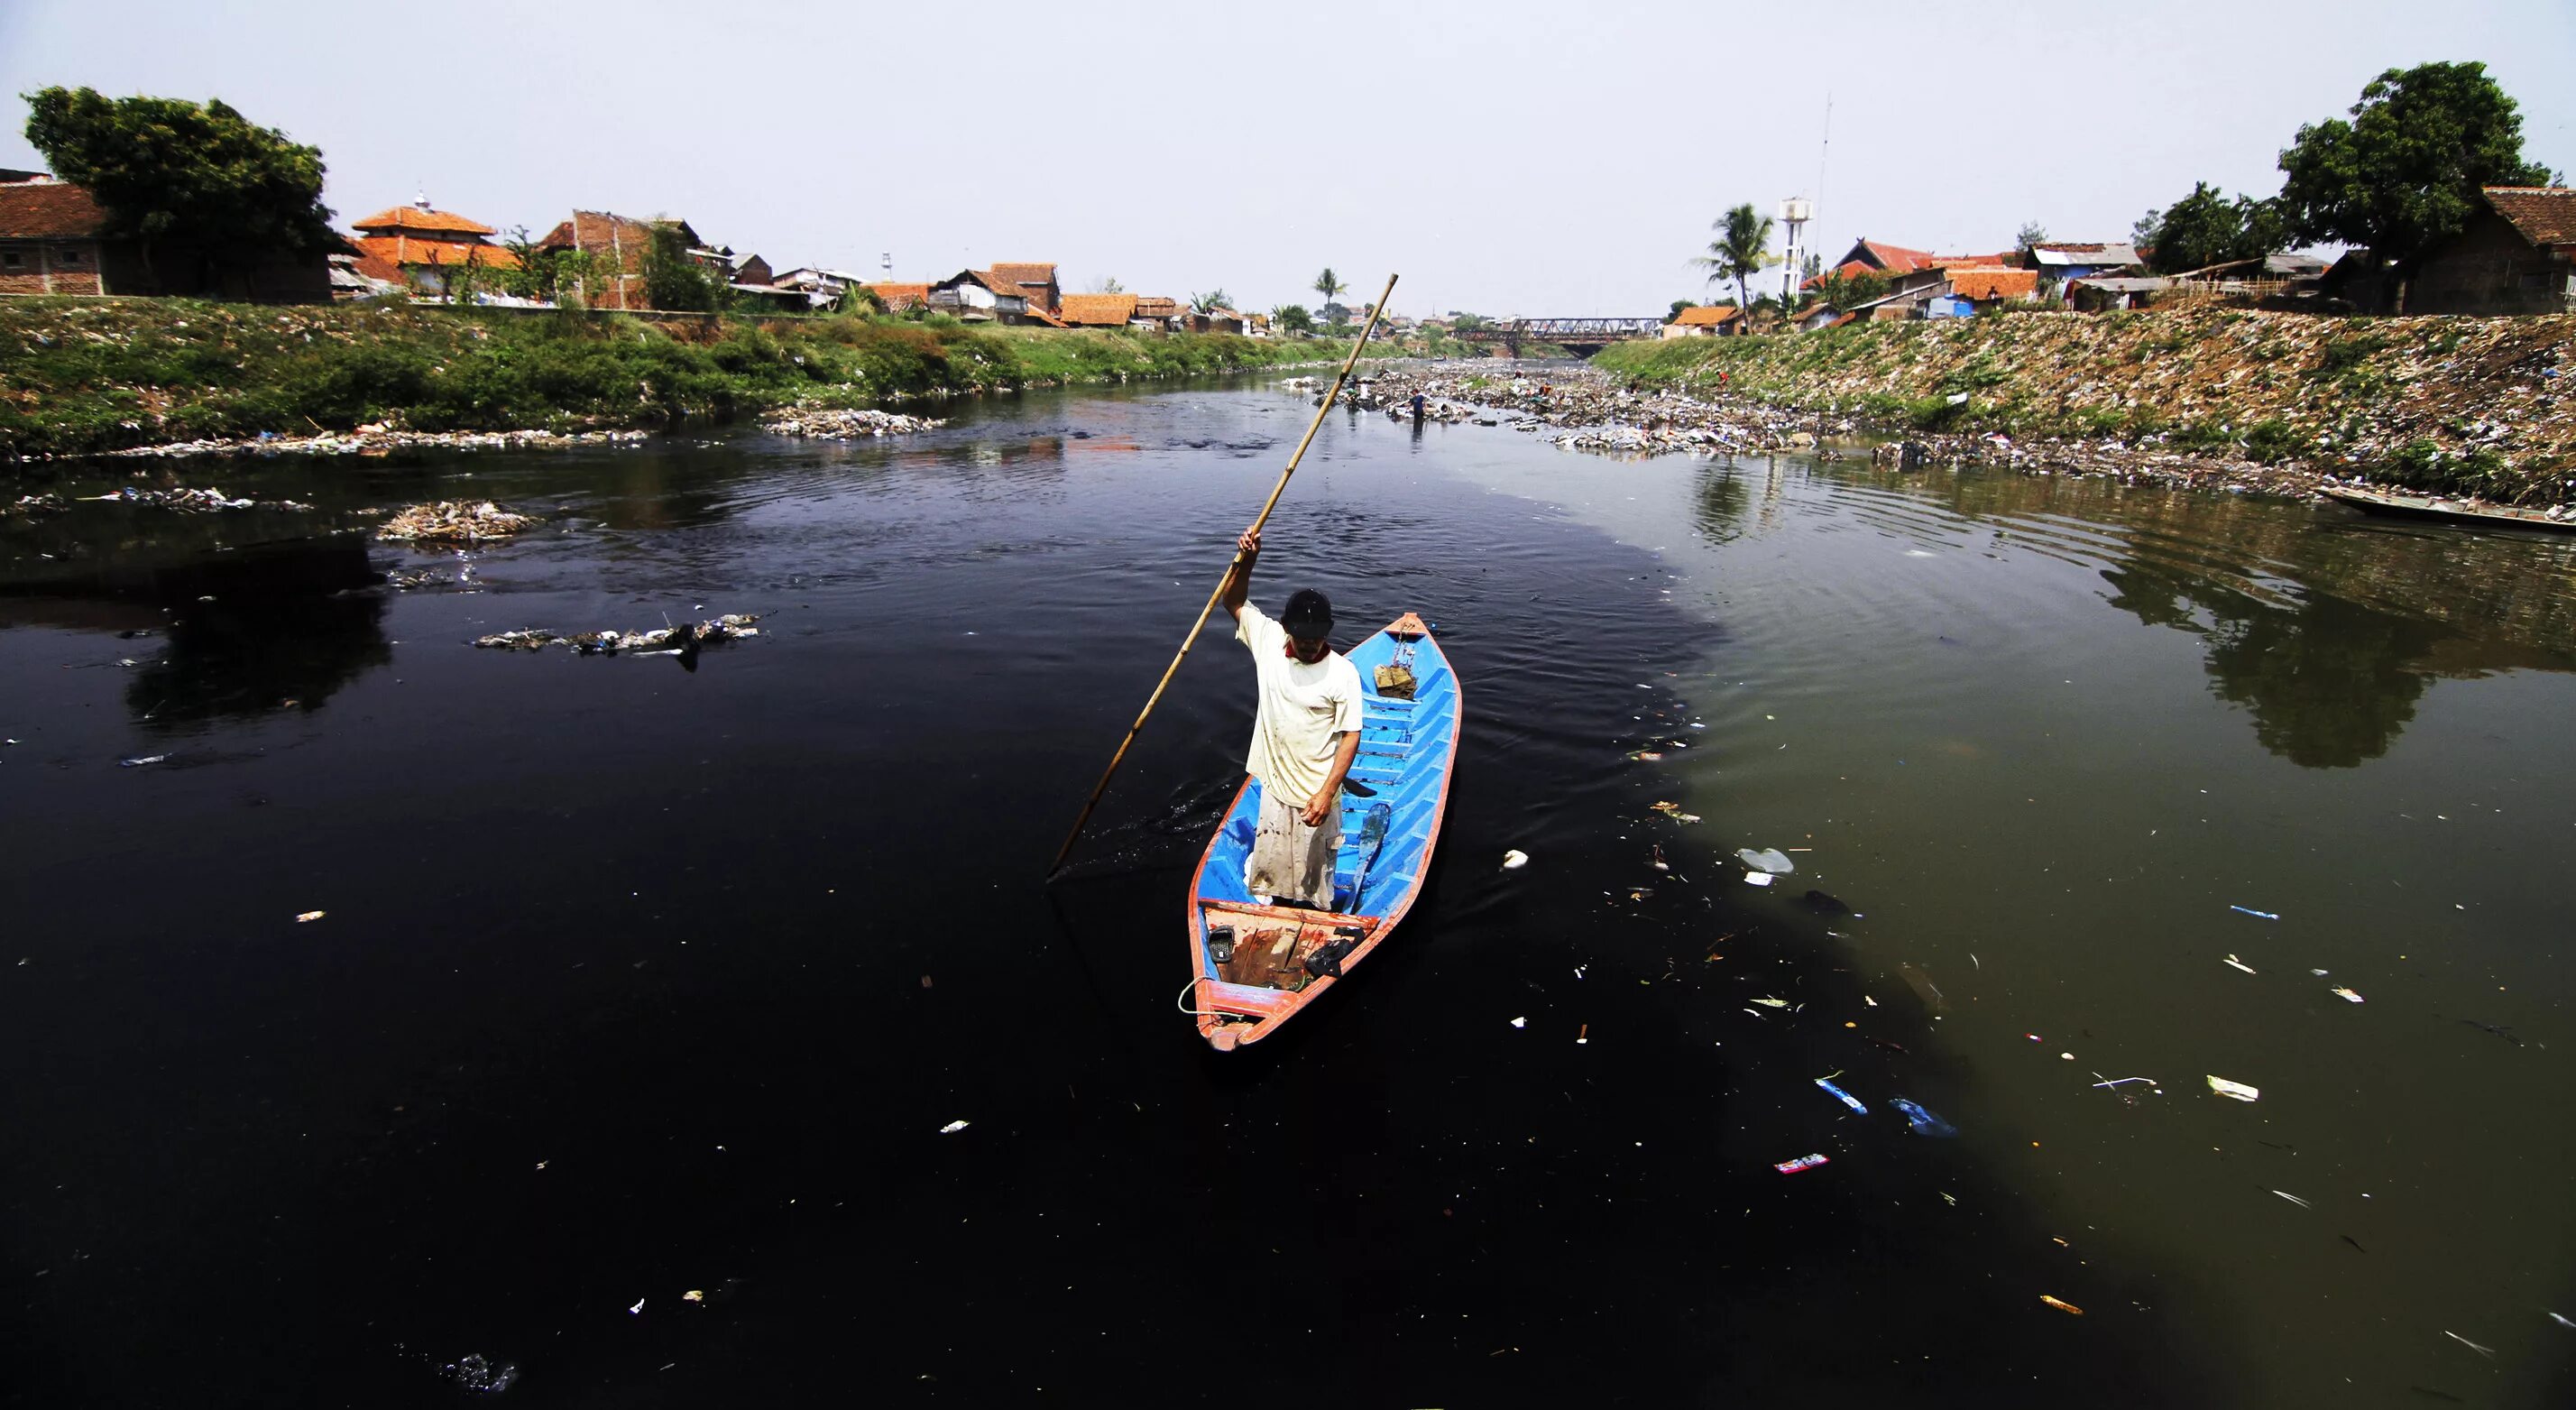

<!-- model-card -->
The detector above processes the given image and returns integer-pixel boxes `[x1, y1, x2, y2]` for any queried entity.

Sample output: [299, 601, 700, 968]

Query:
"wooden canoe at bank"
[1184, 613, 1460, 1050]
[2321, 484, 2576, 535]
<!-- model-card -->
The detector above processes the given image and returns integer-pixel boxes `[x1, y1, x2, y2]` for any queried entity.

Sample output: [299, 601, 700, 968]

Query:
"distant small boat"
[2321, 484, 2576, 534]
[1184, 613, 1459, 1050]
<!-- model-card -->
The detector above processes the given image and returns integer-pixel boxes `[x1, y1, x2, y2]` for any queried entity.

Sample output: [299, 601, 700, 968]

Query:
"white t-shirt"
[1235, 601, 1365, 805]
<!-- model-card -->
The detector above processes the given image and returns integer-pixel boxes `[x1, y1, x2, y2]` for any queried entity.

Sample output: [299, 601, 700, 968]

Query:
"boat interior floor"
[1202, 901, 1378, 991]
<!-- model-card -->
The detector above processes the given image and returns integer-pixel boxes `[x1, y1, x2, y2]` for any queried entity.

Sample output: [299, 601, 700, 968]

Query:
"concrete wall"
[2414, 212, 2575, 315]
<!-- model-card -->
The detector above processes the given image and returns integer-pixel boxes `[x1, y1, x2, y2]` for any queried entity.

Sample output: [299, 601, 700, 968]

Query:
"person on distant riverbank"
[1220, 525, 1363, 908]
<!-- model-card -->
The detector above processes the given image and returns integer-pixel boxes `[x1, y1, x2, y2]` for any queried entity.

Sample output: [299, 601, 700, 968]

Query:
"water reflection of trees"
[1939, 475, 2576, 769]
[122, 536, 391, 728]
[1692, 464, 1749, 542]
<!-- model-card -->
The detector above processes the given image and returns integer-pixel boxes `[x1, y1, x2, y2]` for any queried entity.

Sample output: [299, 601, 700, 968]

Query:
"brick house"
[533, 211, 705, 310]
[0, 176, 110, 295]
[348, 200, 520, 297]
[2410, 187, 2576, 315]
[987, 262, 1060, 317]
[0, 171, 329, 301]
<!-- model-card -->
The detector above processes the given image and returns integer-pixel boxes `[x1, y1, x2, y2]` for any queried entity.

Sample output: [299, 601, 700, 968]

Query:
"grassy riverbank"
[0, 299, 1353, 461]
[1596, 309, 2575, 502]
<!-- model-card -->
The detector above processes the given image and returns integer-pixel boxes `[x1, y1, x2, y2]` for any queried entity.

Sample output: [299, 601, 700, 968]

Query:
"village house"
[861, 281, 931, 312]
[1187, 308, 1246, 335]
[2408, 186, 2576, 316]
[0, 170, 329, 301]
[1794, 304, 1852, 332]
[929, 268, 1032, 322]
[1924, 267, 2039, 316]
[987, 262, 1061, 318]
[348, 198, 520, 298]
[1056, 292, 1139, 328]
[1662, 304, 1744, 337]
[534, 211, 706, 310]
[772, 267, 868, 307]
[2023, 242, 2141, 286]
[1129, 295, 1185, 330]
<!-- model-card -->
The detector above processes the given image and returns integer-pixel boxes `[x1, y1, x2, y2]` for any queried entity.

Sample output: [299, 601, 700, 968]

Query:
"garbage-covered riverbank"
[0, 297, 1352, 465]
[1360, 358, 2536, 506]
[1589, 308, 2576, 505]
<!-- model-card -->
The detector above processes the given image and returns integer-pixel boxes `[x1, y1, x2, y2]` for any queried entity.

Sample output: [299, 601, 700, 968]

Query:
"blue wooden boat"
[1185, 613, 1460, 1050]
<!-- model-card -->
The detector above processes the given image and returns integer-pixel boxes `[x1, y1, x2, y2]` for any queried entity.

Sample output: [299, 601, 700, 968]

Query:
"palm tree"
[1313, 267, 1346, 312]
[1692, 204, 1777, 316]
[1191, 289, 1233, 314]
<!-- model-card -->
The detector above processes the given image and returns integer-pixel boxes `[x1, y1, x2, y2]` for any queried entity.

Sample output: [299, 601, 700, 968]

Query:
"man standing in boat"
[1221, 524, 1364, 909]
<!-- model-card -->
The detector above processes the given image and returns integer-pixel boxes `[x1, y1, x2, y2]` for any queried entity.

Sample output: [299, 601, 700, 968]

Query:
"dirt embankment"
[1593, 309, 2574, 504]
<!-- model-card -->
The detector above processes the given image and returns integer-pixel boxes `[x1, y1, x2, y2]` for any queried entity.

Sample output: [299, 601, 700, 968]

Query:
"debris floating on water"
[2330, 986, 2365, 1003]
[1891, 1098, 1957, 1137]
[1773, 1154, 1829, 1175]
[295, 910, 325, 923]
[2274, 1190, 2312, 1208]
[938, 1120, 970, 1135]
[1743, 871, 1774, 887]
[2206, 1076, 2261, 1102]
[2229, 905, 2279, 920]
[761, 406, 947, 439]
[1500, 849, 1529, 871]
[2223, 954, 2257, 974]
[1814, 1078, 1868, 1115]
[1734, 847, 1795, 875]
[2443, 1331, 2497, 1359]
[474, 614, 761, 654]
[119, 754, 168, 768]
[2039, 1295, 2084, 1316]
[378, 500, 537, 544]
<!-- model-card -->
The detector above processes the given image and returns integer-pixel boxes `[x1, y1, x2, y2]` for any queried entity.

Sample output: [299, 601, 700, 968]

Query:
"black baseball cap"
[1282, 588, 1333, 639]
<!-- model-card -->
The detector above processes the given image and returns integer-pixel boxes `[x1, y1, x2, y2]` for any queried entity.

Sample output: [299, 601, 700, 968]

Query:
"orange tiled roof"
[1945, 268, 2038, 300]
[0, 179, 107, 239]
[1930, 253, 2016, 270]
[1670, 304, 1743, 327]
[2483, 186, 2576, 247]
[1857, 240, 1936, 272]
[351, 233, 521, 271]
[989, 261, 1056, 288]
[351, 205, 498, 236]
[1131, 296, 1183, 318]
[1021, 305, 1067, 327]
[1058, 292, 1139, 327]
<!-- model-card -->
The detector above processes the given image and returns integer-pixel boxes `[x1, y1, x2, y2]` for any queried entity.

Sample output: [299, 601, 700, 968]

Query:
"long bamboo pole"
[1047, 273, 1399, 877]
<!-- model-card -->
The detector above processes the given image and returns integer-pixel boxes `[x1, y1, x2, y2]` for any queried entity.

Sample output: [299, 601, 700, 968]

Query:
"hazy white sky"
[3, 0, 2570, 317]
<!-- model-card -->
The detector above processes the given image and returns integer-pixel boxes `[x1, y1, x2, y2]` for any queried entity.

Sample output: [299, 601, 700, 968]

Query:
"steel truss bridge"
[1453, 317, 1664, 356]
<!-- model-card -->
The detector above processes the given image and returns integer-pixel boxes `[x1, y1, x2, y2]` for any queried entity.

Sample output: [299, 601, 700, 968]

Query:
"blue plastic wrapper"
[1891, 1097, 1956, 1138]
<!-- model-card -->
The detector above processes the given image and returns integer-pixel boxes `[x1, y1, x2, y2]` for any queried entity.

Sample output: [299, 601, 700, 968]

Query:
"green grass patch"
[0, 299, 1348, 460]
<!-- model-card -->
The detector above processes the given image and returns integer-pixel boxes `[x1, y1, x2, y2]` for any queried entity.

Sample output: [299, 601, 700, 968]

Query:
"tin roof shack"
[1663, 304, 1745, 337]
[349, 200, 521, 298]
[1836, 267, 1957, 320]
[2067, 274, 2171, 311]
[0, 171, 329, 302]
[1056, 292, 1139, 328]
[1795, 304, 1853, 332]
[534, 211, 706, 310]
[2409, 187, 2576, 316]
[2025, 242, 2141, 298]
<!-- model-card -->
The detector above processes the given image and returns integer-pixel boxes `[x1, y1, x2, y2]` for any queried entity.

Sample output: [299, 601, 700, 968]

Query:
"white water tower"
[1780, 196, 1814, 304]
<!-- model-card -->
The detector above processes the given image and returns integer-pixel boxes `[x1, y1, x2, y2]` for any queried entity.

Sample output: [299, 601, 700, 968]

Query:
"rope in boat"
[1174, 974, 1233, 1019]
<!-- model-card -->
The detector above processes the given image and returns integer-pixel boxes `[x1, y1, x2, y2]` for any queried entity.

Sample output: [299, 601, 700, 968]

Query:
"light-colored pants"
[1245, 781, 1340, 908]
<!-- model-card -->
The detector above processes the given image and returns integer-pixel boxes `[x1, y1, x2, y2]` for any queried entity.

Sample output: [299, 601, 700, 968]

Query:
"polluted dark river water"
[5, 375, 2574, 1407]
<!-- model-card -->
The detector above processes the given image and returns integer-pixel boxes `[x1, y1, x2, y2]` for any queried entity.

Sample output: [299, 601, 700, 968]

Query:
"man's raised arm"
[1221, 525, 1260, 622]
